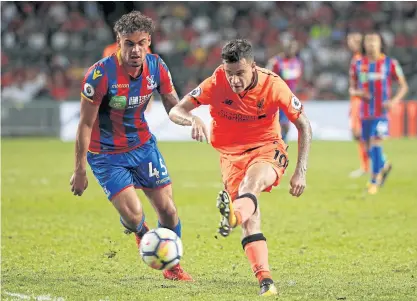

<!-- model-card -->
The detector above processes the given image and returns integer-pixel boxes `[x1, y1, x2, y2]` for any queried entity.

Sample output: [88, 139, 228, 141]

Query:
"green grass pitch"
[2, 138, 416, 301]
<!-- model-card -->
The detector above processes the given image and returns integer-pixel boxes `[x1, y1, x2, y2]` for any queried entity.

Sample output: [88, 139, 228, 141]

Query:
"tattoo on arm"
[168, 96, 198, 126]
[160, 91, 180, 115]
[171, 114, 193, 126]
[293, 113, 312, 175]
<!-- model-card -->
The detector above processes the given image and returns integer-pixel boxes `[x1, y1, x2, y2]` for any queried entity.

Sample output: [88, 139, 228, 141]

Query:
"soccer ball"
[139, 228, 183, 270]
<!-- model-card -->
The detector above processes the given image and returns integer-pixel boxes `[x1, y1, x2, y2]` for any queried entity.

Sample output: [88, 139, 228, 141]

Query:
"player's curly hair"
[113, 11, 155, 37]
[221, 39, 254, 63]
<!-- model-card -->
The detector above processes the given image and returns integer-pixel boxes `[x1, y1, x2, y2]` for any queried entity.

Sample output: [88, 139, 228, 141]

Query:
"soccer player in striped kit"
[70, 11, 192, 280]
[347, 31, 370, 178]
[266, 40, 302, 143]
[349, 31, 408, 194]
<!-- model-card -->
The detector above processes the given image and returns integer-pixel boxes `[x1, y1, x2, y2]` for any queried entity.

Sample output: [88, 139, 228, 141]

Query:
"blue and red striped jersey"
[350, 54, 404, 119]
[81, 51, 175, 154]
[266, 56, 302, 91]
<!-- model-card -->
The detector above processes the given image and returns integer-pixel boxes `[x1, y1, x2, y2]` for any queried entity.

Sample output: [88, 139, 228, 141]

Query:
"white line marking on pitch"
[3, 291, 65, 301]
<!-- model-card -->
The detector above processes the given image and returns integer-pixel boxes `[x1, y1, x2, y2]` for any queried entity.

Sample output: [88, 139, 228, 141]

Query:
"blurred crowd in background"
[2, 1, 417, 105]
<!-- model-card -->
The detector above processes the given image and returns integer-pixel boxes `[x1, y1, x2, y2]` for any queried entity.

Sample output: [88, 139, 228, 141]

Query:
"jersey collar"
[238, 69, 258, 99]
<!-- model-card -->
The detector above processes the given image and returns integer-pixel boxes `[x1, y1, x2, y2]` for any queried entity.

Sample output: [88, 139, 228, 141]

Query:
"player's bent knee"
[370, 137, 382, 146]
[239, 176, 265, 196]
[353, 134, 361, 141]
[159, 203, 177, 218]
[239, 176, 273, 196]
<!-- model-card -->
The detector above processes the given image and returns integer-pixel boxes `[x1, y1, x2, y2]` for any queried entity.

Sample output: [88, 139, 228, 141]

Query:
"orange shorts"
[349, 98, 362, 134]
[219, 141, 289, 200]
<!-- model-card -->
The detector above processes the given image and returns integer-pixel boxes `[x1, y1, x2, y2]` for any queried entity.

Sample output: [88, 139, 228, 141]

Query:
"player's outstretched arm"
[289, 112, 312, 197]
[70, 99, 99, 196]
[385, 65, 408, 109]
[160, 90, 180, 115]
[169, 95, 209, 143]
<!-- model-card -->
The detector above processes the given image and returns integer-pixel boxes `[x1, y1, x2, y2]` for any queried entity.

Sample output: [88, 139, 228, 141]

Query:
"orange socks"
[358, 141, 369, 172]
[243, 234, 271, 284]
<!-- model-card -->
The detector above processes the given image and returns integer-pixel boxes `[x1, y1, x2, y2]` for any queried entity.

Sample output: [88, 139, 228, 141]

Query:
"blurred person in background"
[347, 31, 370, 179]
[102, 41, 119, 58]
[48, 68, 71, 102]
[266, 40, 302, 143]
[350, 31, 408, 194]
[2, 67, 47, 105]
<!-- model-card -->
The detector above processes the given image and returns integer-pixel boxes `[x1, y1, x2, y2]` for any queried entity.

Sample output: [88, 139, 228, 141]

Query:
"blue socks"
[120, 214, 147, 236]
[120, 215, 182, 238]
[281, 129, 288, 144]
[370, 145, 384, 183]
[158, 219, 182, 238]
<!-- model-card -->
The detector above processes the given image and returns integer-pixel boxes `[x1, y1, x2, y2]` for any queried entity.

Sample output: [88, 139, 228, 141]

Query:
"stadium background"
[2, 2, 417, 301]
[2, 1, 417, 138]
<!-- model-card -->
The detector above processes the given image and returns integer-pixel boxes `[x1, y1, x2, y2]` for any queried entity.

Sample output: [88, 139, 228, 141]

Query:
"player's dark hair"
[362, 31, 386, 54]
[113, 11, 155, 36]
[346, 28, 362, 36]
[221, 39, 254, 63]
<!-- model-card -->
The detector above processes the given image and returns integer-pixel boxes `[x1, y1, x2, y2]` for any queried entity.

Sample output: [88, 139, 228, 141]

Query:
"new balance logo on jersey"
[146, 75, 157, 90]
[222, 99, 233, 105]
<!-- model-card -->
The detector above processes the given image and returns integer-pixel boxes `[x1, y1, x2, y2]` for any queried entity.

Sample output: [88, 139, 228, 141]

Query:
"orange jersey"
[103, 43, 118, 58]
[349, 53, 362, 104]
[188, 66, 303, 154]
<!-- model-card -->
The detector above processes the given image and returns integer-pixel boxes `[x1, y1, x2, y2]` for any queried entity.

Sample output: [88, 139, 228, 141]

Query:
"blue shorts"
[279, 110, 289, 124]
[87, 135, 171, 200]
[361, 118, 389, 141]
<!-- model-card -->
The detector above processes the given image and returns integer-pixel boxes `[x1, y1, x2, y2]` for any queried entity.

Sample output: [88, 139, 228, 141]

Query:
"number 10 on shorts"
[148, 159, 168, 178]
[274, 150, 289, 169]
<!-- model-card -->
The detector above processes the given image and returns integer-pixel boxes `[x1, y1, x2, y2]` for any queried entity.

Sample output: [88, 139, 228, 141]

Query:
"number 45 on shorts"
[148, 158, 168, 178]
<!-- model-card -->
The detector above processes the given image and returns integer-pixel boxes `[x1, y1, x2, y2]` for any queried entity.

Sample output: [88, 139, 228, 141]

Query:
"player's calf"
[242, 233, 277, 296]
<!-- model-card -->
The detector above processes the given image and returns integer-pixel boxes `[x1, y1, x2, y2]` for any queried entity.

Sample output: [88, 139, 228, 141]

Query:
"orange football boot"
[163, 264, 194, 281]
[133, 222, 150, 248]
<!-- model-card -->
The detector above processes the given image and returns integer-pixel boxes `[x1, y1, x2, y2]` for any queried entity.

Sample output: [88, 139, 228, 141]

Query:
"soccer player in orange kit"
[168, 39, 312, 296]
[347, 31, 369, 178]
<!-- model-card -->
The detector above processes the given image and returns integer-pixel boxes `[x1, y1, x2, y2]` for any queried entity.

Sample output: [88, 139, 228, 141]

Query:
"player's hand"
[362, 91, 371, 101]
[383, 101, 396, 110]
[70, 170, 88, 196]
[350, 88, 371, 102]
[191, 116, 209, 143]
[289, 170, 306, 197]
